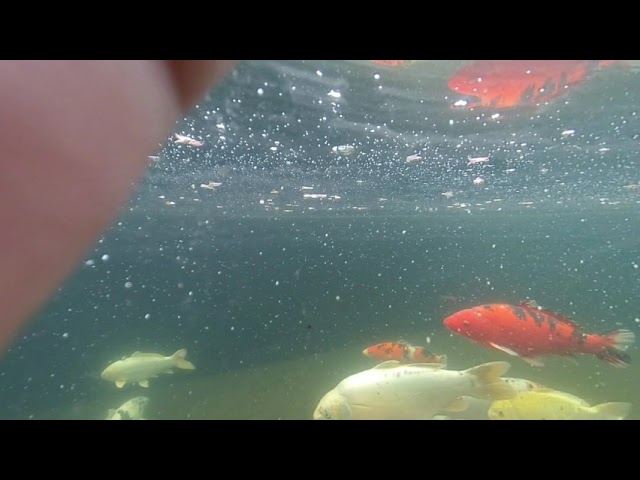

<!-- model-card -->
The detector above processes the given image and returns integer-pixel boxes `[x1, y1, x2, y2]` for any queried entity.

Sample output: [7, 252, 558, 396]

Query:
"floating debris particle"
[174, 133, 204, 147]
[200, 181, 222, 190]
[331, 145, 354, 156]
[303, 194, 328, 199]
[467, 156, 490, 165]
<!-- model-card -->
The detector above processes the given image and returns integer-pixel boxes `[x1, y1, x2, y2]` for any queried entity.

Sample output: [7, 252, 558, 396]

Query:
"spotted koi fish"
[443, 302, 635, 367]
[362, 341, 447, 365]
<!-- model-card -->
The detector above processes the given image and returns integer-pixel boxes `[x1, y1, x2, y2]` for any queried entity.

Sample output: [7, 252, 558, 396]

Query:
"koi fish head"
[313, 390, 352, 420]
[443, 308, 489, 340]
[448, 77, 487, 109]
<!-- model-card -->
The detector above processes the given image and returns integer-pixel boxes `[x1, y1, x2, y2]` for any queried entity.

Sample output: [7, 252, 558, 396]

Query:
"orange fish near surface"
[362, 341, 447, 365]
[448, 60, 623, 110]
[443, 303, 635, 367]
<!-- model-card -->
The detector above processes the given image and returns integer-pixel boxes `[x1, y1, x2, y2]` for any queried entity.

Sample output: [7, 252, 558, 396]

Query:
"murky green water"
[1, 60, 638, 420]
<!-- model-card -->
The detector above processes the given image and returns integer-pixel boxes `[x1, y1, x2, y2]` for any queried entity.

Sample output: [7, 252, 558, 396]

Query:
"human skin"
[0, 60, 236, 354]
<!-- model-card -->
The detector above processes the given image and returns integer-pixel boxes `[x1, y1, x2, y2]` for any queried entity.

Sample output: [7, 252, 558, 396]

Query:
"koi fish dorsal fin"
[409, 363, 446, 369]
[518, 302, 580, 328]
[544, 389, 591, 406]
[373, 360, 402, 369]
[130, 352, 165, 358]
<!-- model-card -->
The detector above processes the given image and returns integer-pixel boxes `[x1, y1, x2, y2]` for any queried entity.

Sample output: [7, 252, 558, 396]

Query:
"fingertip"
[164, 60, 237, 112]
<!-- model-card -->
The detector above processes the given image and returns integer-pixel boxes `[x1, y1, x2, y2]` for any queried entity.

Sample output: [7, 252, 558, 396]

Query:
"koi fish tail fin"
[592, 402, 631, 420]
[607, 329, 636, 350]
[464, 361, 518, 401]
[596, 330, 635, 367]
[171, 348, 196, 370]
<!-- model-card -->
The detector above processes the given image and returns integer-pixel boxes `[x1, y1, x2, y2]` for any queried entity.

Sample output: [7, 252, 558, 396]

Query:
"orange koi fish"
[443, 302, 635, 367]
[448, 60, 623, 110]
[362, 341, 447, 365]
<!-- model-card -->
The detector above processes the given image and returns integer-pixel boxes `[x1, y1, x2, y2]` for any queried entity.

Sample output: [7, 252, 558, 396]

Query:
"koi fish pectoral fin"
[521, 356, 545, 367]
[442, 397, 470, 413]
[488, 342, 520, 357]
[488, 343, 545, 367]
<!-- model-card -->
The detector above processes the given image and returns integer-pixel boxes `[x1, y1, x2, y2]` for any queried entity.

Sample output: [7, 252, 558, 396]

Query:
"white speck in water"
[449, 119, 454, 125]
[230, 326, 235, 331]
[454, 99, 467, 107]
[374, 73, 380, 80]
[257, 88, 264, 95]
[145, 314, 151, 320]
[633, 263, 638, 269]
[275, 281, 280, 286]
[84, 260, 95, 266]
[402, 230, 407, 234]
[335, 295, 341, 301]
[124, 282, 133, 289]
[426, 336, 431, 345]
[101, 254, 109, 262]
[328, 90, 341, 99]
[316, 70, 323, 77]
[635, 318, 640, 324]
[62, 332, 69, 339]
